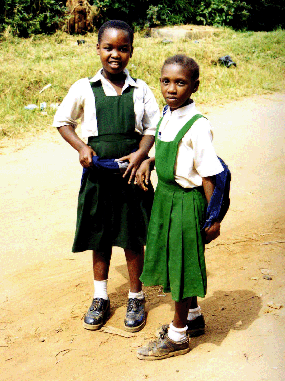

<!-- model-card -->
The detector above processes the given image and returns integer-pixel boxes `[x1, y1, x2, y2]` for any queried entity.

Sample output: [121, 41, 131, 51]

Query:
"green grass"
[0, 28, 284, 139]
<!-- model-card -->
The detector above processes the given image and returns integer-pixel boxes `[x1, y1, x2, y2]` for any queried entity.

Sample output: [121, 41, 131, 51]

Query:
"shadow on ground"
[110, 263, 262, 346]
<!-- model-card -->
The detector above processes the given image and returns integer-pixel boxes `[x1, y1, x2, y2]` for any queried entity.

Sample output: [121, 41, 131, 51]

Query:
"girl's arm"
[202, 176, 220, 243]
[58, 125, 96, 168]
[119, 135, 155, 184]
[202, 176, 215, 203]
[135, 156, 155, 191]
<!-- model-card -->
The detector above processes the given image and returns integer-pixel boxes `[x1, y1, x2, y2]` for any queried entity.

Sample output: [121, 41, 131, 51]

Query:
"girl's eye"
[177, 81, 185, 86]
[162, 79, 169, 85]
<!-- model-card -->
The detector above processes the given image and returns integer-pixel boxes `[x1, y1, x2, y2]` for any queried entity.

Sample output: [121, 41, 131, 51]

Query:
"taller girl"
[53, 20, 160, 332]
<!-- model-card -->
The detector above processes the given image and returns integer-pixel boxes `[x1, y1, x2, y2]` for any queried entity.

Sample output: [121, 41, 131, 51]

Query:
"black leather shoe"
[156, 314, 205, 338]
[124, 298, 146, 332]
[83, 298, 110, 330]
[186, 314, 205, 337]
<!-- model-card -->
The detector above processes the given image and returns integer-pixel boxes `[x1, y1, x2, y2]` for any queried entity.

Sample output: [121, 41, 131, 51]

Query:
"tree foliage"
[0, 0, 284, 37]
[90, 0, 284, 31]
[189, 0, 251, 30]
[245, 0, 284, 31]
[1, 0, 66, 37]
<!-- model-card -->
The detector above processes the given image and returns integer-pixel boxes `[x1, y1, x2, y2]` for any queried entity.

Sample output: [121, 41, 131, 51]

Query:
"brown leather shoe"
[137, 332, 189, 360]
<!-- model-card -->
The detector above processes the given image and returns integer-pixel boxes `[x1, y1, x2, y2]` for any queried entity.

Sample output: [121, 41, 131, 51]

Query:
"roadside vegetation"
[0, 28, 284, 139]
[1, 1, 284, 37]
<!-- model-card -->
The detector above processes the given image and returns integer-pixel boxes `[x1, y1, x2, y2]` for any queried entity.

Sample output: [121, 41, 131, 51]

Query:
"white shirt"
[158, 102, 223, 188]
[53, 69, 160, 138]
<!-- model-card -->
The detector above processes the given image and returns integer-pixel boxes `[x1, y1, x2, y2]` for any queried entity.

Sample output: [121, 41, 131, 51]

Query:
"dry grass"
[0, 27, 284, 139]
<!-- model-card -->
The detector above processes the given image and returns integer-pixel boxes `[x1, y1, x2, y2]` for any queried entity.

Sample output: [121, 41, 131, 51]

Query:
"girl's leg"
[187, 296, 205, 337]
[189, 296, 198, 309]
[92, 248, 112, 300]
[164, 297, 192, 347]
[83, 248, 112, 331]
[173, 297, 192, 328]
[124, 247, 146, 332]
[93, 248, 112, 281]
[124, 247, 144, 293]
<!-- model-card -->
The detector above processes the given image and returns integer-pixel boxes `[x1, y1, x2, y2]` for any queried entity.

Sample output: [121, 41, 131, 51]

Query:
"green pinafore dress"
[140, 115, 208, 301]
[72, 81, 154, 253]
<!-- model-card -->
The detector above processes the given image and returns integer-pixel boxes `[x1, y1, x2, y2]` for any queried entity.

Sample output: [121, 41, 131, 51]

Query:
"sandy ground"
[0, 93, 285, 381]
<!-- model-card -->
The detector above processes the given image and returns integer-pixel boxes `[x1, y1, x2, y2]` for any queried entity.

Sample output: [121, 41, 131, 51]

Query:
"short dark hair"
[162, 55, 199, 81]
[98, 20, 134, 45]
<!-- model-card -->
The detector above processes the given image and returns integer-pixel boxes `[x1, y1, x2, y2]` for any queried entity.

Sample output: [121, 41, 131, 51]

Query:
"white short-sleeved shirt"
[53, 68, 160, 138]
[158, 102, 223, 188]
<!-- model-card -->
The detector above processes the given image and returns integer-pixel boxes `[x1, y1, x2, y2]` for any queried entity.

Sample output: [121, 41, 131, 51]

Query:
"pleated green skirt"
[140, 180, 207, 302]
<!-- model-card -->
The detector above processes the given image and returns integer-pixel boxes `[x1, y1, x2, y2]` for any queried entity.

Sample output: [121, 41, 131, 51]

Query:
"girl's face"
[160, 64, 199, 111]
[97, 28, 133, 79]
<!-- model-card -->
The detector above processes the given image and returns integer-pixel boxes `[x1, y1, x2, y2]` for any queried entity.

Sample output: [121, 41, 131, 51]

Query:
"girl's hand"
[57, 125, 96, 168]
[119, 149, 146, 184]
[119, 135, 155, 184]
[135, 158, 153, 191]
[204, 221, 220, 244]
[79, 145, 96, 168]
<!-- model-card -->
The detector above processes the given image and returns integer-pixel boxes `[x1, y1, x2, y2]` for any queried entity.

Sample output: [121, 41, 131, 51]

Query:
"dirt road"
[1, 93, 284, 381]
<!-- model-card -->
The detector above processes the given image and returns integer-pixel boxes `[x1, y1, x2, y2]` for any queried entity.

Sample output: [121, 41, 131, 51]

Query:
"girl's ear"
[130, 46, 134, 58]
[193, 79, 200, 93]
[96, 43, 100, 55]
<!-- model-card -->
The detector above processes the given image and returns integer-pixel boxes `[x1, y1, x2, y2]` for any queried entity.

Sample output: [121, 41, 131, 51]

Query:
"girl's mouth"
[109, 61, 121, 67]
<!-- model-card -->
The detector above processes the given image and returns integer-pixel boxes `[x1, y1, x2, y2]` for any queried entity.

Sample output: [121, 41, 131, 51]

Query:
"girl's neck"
[102, 69, 126, 87]
[170, 98, 193, 112]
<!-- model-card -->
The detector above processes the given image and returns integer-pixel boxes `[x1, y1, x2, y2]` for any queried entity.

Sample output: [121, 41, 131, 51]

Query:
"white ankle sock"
[187, 305, 201, 321]
[93, 279, 108, 300]
[168, 322, 187, 342]
[128, 290, 144, 300]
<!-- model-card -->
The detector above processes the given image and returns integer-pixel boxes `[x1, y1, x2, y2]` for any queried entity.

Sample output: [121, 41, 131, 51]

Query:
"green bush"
[189, 0, 285, 31]
[144, 0, 192, 27]
[1, 0, 67, 37]
[1, 0, 284, 37]
[245, 0, 285, 31]
[90, 0, 192, 29]
[91, 0, 145, 27]
[90, 0, 253, 30]
[187, 0, 251, 30]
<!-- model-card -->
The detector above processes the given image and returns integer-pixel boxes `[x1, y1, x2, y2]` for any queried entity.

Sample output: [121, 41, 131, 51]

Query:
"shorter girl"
[136, 55, 223, 360]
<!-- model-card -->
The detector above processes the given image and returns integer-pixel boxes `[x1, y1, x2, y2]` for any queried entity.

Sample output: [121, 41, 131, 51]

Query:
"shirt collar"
[89, 68, 138, 88]
[166, 101, 197, 118]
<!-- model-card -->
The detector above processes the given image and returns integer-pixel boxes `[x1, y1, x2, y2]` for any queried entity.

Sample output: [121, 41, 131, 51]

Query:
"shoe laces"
[148, 332, 165, 350]
[160, 325, 168, 335]
[127, 298, 141, 312]
[90, 298, 105, 311]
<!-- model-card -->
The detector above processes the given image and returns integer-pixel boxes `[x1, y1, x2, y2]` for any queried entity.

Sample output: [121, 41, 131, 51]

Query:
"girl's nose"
[111, 49, 120, 58]
[168, 83, 177, 93]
